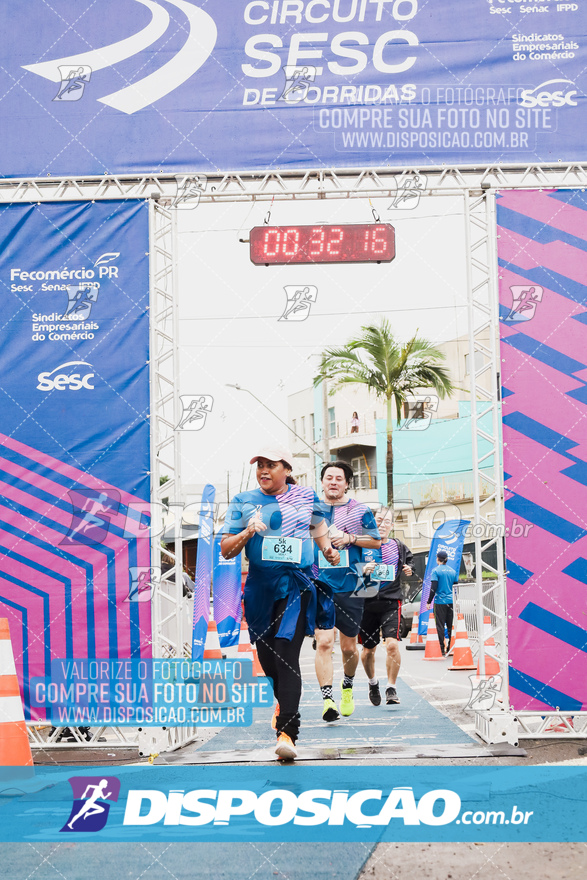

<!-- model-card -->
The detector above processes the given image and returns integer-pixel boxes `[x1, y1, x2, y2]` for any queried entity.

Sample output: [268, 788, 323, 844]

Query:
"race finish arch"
[0, 0, 586, 747]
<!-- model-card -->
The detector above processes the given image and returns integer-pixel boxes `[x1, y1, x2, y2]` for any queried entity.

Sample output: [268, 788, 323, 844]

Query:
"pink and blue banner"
[192, 484, 215, 662]
[418, 519, 469, 636]
[213, 535, 242, 649]
[498, 189, 587, 712]
[0, 200, 151, 719]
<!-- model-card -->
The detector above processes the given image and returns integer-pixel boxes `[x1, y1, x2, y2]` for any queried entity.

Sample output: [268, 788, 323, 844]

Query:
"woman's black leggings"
[254, 591, 310, 743]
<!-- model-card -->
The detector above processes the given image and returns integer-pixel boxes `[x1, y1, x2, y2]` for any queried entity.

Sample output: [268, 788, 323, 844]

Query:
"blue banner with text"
[1, 1, 586, 175]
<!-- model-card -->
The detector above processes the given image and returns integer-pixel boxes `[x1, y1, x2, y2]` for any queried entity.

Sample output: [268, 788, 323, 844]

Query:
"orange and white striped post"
[409, 612, 424, 645]
[237, 618, 253, 655]
[448, 614, 476, 670]
[0, 619, 33, 766]
[203, 616, 223, 660]
[476, 616, 500, 676]
[405, 611, 426, 651]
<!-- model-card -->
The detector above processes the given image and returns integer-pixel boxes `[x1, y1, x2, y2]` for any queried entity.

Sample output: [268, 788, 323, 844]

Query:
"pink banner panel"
[498, 189, 587, 713]
[0, 433, 152, 721]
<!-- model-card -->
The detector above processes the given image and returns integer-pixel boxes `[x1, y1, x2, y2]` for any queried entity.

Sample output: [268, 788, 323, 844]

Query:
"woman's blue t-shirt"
[222, 485, 324, 596]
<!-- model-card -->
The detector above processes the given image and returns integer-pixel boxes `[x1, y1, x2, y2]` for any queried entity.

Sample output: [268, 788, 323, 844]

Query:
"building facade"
[287, 332, 498, 554]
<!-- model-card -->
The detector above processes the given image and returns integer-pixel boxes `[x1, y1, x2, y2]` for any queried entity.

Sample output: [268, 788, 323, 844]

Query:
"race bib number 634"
[261, 536, 302, 564]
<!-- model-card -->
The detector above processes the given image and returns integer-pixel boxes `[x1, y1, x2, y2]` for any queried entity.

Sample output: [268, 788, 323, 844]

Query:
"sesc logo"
[519, 79, 578, 109]
[37, 361, 96, 392]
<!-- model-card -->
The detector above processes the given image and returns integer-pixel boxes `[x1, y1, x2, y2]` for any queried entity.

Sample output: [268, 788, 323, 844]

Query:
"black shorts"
[314, 581, 365, 637]
[359, 598, 402, 648]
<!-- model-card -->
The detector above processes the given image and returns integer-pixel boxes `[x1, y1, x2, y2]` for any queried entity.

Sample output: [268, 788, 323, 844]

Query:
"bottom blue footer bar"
[0, 766, 585, 842]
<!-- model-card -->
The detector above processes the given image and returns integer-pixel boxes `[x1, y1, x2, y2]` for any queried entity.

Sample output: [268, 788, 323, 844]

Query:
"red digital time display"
[249, 223, 395, 265]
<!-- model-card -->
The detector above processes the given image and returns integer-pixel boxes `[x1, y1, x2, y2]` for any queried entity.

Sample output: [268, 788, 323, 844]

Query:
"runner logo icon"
[279, 66, 317, 103]
[279, 286, 318, 322]
[61, 776, 121, 833]
[23, 2, 217, 114]
[177, 394, 214, 430]
[503, 285, 543, 323]
[466, 674, 502, 711]
[53, 65, 91, 102]
[63, 284, 99, 321]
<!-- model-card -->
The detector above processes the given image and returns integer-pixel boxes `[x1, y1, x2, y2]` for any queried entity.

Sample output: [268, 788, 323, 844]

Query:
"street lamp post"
[225, 383, 323, 467]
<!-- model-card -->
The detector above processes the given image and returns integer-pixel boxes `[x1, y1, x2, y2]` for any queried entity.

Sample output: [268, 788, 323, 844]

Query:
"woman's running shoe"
[275, 733, 297, 761]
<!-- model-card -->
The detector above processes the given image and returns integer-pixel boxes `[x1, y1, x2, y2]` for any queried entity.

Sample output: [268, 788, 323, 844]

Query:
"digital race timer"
[249, 223, 395, 265]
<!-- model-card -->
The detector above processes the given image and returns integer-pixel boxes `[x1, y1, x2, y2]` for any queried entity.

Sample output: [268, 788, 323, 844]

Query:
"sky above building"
[175, 193, 472, 495]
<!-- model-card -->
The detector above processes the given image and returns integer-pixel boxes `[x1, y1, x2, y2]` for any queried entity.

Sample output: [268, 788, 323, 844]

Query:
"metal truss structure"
[1, 162, 587, 205]
[27, 722, 140, 750]
[150, 200, 191, 661]
[15, 163, 586, 748]
[463, 188, 510, 741]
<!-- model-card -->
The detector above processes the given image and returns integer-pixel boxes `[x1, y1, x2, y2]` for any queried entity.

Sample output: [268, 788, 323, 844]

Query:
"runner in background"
[220, 446, 339, 761]
[360, 508, 413, 706]
[313, 461, 381, 721]
[426, 549, 458, 656]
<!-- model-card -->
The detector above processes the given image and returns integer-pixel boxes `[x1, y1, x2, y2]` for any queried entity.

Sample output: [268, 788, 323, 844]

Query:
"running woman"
[221, 446, 339, 761]
[359, 508, 413, 706]
[313, 461, 381, 721]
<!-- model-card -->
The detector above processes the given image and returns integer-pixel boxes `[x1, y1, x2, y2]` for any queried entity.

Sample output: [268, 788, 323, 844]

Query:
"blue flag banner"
[1, 2, 587, 175]
[418, 519, 470, 636]
[191, 484, 216, 662]
[212, 535, 242, 649]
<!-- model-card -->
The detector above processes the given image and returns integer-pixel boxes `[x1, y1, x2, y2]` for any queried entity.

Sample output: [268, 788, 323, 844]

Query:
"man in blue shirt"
[426, 550, 459, 656]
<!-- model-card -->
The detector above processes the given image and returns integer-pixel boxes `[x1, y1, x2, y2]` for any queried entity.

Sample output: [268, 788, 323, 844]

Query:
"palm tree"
[313, 319, 453, 505]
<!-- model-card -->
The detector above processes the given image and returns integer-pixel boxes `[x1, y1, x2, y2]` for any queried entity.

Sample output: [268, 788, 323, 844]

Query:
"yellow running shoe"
[322, 698, 340, 722]
[271, 703, 280, 730]
[340, 682, 355, 716]
[275, 733, 297, 761]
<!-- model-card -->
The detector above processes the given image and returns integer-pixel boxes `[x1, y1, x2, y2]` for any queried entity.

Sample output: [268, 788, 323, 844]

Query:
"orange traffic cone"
[448, 614, 476, 670]
[237, 618, 253, 654]
[476, 616, 500, 675]
[235, 616, 264, 675]
[251, 643, 264, 677]
[203, 617, 223, 659]
[0, 619, 33, 766]
[405, 611, 425, 651]
[410, 612, 424, 645]
[424, 612, 444, 660]
[446, 618, 456, 655]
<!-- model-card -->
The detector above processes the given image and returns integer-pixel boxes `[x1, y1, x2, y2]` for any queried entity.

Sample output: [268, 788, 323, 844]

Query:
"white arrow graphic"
[22, 0, 170, 82]
[98, 0, 217, 114]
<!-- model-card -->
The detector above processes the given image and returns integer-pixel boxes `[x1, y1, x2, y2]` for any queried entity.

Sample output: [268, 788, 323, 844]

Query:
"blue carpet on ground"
[198, 661, 474, 753]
